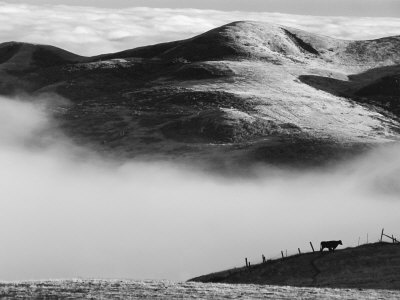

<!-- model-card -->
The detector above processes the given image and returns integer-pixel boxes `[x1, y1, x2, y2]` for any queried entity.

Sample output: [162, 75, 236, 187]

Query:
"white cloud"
[0, 1, 399, 56]
[0, 95, 399, 281]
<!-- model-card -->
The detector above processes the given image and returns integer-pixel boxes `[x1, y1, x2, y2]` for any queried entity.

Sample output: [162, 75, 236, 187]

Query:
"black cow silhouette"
[320, 240, 342, 252]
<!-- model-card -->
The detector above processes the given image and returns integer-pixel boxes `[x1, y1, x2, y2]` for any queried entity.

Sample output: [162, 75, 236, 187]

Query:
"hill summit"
[101, 21, 400, 65]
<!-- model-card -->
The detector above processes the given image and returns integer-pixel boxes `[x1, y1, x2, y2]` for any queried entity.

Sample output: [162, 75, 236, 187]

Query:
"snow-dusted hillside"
[0, 21, 399, 167]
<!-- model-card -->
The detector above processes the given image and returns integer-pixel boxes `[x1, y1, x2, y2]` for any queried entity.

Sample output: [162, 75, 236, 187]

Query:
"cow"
[320, 240, 342, 252]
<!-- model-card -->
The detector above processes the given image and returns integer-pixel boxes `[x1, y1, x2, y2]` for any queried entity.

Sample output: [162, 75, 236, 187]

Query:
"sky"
[8, 0, 400, 17]
[0, 0, 400, 282]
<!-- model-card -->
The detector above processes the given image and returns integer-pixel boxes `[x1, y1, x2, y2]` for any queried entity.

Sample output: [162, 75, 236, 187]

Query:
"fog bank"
[0, 95, 399, 281]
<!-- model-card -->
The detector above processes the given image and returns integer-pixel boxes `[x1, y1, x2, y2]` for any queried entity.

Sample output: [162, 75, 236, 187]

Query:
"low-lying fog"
[0, 95, 399, 281]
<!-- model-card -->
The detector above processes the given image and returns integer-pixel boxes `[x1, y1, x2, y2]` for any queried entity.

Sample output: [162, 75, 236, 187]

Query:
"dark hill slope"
[0, 42, 87, 70]
[94, 40, 182, 61]
[190, 243, 400, 290]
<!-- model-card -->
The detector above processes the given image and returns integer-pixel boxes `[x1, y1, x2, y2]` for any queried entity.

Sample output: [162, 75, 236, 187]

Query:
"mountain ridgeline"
[1, 21, 400, 168]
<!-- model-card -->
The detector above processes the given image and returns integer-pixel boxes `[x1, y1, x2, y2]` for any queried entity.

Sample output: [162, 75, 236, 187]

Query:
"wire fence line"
[239, 228, 399, 269]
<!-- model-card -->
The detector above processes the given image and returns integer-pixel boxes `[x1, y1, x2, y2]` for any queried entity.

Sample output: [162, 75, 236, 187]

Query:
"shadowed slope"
[299, 64, 400, 118]
[0, 42, 87, 71]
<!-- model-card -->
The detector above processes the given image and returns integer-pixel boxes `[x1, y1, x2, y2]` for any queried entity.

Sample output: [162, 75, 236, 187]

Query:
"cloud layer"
[0, 95, 399, 281]
[0, 1, 399, 56]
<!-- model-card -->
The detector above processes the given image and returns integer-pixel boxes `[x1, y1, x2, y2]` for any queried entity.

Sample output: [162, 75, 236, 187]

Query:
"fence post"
[245, 258, 248, 267]
[381, 228, 384, 242]
[298, 248, 301, 255]
[281, 251, 284, 259]
[310, 242, 315, 252]
[393, 235, 395, 243]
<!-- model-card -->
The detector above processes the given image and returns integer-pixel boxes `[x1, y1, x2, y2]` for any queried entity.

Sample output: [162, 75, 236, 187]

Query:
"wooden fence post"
[298, 248, 301, 255]
[281, 251, 284, 259]
[245, 258, 248, 267]
[381, 230, 399, 243]
[310, 242, 315, 252]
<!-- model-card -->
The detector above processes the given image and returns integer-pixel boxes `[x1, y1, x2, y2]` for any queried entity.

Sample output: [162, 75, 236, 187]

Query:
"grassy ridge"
[189, 243, 400, 290]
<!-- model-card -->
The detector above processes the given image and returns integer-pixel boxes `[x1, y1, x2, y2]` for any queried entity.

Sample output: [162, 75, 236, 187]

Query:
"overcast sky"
[8, 0, 400, 17]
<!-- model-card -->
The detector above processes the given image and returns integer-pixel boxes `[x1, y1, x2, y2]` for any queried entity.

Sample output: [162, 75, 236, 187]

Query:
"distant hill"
[189, 243, 400, 290]
[0, 41, 86, 70]
[1, 21, 400, 168]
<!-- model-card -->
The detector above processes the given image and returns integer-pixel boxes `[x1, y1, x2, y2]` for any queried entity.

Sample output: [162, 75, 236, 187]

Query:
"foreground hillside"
[1, 21, 400, 167]
[190, 243, 400, 290]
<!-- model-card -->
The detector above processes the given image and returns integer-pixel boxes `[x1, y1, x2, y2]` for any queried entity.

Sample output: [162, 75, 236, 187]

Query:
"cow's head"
[339, 240, 343, 245]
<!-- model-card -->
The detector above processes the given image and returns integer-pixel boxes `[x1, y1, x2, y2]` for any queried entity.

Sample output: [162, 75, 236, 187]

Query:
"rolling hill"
[1, 21, 400, 169]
